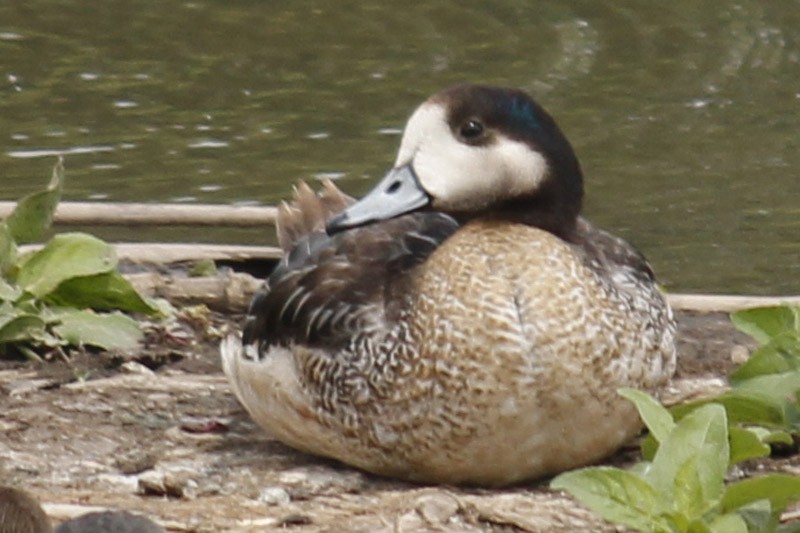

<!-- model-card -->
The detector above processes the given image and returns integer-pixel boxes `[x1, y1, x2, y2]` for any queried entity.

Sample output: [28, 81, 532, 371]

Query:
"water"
[1, 1, 799, 295]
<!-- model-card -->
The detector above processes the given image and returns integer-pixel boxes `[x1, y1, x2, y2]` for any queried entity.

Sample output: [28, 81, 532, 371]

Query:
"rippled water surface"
[1, 1, 799, 294]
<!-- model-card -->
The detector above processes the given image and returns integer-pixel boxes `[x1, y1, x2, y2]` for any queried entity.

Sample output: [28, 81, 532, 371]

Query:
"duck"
[221, 84, 677, 486]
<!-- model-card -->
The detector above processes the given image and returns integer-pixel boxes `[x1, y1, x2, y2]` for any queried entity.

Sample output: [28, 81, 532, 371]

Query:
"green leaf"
[16, 233, 117, 298]
[731, 306, 800, 344]
[708, 513, 748, 533]
[551, 466, 669, 532]
[0, 278, 21, 302]
[4, 158, 64, 244]
[646, 404, 728, 511]
[731, 333, 800, 381]
[0, 312, 46, 344]
[736, 499, 773, 533]
[47, 271, 159, 315]
[728, 427, 770, 464]
[685, 518, 712, 533]
[673, 453, 710, 520]
[619, 388, 675, 444]
[733, 372, 800, 431]
[0, 222, 18, 275]
[722, 475, 800, 530]
[671, 390, 785, 427]
[756, 427, 794, 446]
[52, 309, 142, 351]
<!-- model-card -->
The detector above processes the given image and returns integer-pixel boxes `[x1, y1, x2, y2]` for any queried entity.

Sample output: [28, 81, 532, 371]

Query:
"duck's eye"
[459, 120, 484, 140]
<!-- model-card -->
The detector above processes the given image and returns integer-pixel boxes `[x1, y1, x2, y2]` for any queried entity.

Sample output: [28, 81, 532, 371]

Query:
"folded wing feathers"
[247, 181, 459, 358]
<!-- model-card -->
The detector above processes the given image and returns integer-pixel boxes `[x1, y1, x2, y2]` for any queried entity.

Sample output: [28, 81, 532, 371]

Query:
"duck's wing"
[573, 216, 656, 289]
[242, 181, 458, 358]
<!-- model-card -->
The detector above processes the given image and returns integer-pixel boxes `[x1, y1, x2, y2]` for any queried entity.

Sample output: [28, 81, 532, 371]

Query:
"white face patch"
[395, 103, 549, 211]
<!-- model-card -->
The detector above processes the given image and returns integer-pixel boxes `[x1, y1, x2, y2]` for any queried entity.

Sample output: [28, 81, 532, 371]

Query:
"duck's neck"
[453, 173, 584, 242]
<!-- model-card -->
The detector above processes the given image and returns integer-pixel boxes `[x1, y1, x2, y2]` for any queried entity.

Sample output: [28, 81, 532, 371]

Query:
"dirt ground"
[1, 306, 798, 532]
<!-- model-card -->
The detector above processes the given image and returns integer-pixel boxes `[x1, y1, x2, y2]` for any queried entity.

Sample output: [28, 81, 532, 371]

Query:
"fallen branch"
[0, 201, 277, 227]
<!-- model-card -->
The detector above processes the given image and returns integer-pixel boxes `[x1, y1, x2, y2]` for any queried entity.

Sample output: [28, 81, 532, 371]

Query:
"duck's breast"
[393, 219, 675, 483]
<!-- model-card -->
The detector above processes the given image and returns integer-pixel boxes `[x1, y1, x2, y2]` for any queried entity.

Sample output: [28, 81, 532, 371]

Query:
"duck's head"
[326, 84, 584, 238]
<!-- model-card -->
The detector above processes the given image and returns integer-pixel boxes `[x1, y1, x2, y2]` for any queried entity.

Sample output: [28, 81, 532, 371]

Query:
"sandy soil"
[1, 308, 798, 532]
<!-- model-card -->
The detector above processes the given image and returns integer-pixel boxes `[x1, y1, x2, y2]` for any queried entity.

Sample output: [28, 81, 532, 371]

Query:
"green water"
[1, 1, 799, 294]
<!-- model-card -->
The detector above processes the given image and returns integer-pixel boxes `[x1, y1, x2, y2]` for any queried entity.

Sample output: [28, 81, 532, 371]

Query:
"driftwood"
[0, 201, 277, 227]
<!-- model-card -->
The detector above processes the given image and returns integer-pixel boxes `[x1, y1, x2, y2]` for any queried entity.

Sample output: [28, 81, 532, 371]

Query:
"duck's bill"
[326, 164, 430, 234]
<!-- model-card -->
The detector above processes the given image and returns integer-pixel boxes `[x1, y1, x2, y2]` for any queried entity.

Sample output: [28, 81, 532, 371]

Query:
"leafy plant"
[553, 390, 800, 532]
[552, 305, 800, 532]
[0, 159, 159, 357]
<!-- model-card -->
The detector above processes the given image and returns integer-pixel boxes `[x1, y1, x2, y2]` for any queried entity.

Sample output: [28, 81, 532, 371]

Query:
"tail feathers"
[276, 180, 354, 251]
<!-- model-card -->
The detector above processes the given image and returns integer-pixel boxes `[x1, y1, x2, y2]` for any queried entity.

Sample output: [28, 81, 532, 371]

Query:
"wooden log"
[0, 201, 277, 227]
[18, 242, 282, 264]
[667, 293, 800, 313]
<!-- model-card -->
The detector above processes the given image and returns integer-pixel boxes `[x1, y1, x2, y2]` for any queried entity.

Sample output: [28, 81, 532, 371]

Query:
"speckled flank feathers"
[222, 84, 676, 486]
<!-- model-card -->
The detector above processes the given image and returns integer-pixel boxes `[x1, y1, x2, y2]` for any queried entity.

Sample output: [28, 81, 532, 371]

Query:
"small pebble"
[120, 361, 155, 375]
[179, 416, 229, 434]
[138, 470, 198, 499]
[415, 491, 460, 524]
[257, 486, 291, 506]
[115, 449, 159, 475]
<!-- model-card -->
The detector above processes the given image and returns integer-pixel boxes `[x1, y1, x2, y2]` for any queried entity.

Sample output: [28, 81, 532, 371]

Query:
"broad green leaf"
[674, 453, 708, 520]
[728, 427, 770, 464]
[619, 388, 675, 444]
[722, 475, 800, 528]
[646, 404, 728, 508]
[671, 390, 785, 427]
[761, 428, 794, 446]
[0, 222, 17, 275]
[4, 158, 64, 244]
[551, 466, 669, 532]
[731, 333, 800, 381]
[685, 518, 712, 533]
[733, 372, 800, 408]
[47, 271, 159, 315]
[0, 314, 46, 343]
[674, 441, 731, 520]
[16, 233, 117, 298]
[640, 433, 659, 461]
[731, 306, 800, 344]
[52, 309, 141, 351]
[736, 499, 773, 533]
[0, 278, 21, 302]
[723, 474, 800, 513]
[734, 373, 800, 431]
[708, 513, 748, 533]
